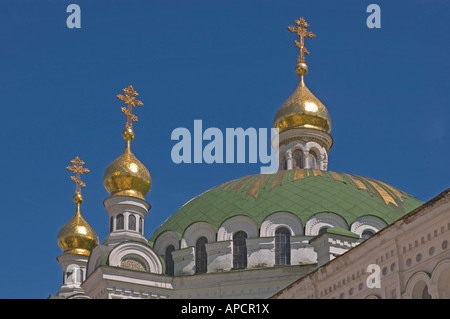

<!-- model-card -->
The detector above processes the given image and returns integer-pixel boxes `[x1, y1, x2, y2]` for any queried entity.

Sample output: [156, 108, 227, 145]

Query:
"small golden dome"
[103, 129, 151, 200]
[57, 197, 99, 256]
[273, 76, 331, 134]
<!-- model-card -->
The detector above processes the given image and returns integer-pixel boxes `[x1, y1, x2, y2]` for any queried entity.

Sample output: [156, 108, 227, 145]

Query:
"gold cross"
[66, 156, 90, 193]
[117, 85, 143, 129]
[288, 17, 316, 64]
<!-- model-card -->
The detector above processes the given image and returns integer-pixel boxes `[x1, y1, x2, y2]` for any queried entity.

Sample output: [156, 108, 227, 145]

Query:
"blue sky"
[0, 0, 449, 298]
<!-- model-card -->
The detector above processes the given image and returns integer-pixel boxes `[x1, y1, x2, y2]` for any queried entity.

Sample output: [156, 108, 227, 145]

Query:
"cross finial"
[117, 85, 143, 130]
[66, 156, 90, 195]
[288, 17, 316, 64]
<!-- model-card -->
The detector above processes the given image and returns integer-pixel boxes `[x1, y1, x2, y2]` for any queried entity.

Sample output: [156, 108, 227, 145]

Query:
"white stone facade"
[152, 212, 390, 278]
[55, 188, 437, 299]
[272, 189, 450, 299]
[70, 206, 395, 299]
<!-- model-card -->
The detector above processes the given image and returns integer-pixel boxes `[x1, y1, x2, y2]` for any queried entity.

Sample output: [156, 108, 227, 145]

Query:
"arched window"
[165, 245, 175, 276]
[280, 154, 287, 170]
[309, 151, 318, 169]
[195, 237, 208, 274]
[110, 216, 113, 233]
[292, 149, 303, 169]
[139, 217, 143, 234]
[65, 265, 83, 284]
[318, 226, 330, 235]
[129, 215, 136, 231]
[275, 227, 291, 265]
[412, 281, 432, 299]
[233, 231, 248, 269]
[361, 229, 375, 239]
[116, 214, 124, 230]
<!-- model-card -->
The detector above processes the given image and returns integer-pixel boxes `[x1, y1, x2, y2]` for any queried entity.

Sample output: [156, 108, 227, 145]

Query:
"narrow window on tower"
[116, 214, 124, 230]
[129, 215, 136, 231]
[292, 149, 303, 169]
[309, 150, 318, 169]
[280, 153, 287, 170]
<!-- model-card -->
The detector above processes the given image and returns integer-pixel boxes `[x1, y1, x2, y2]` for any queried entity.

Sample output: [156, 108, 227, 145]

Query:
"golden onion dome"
[273, 63, 331, 133]
[103, 127, 151, 200]
[57, 193, 99, 256]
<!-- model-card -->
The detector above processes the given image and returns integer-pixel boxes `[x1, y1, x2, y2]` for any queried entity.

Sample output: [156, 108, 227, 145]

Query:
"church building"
[52, 17, 449, 299]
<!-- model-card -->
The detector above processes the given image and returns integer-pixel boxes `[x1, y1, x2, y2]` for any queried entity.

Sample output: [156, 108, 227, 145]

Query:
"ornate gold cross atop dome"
[288, 17, 316, 64]
[103, 85, 151, 200]
[117, 85, 144, 130]
[66, 156, 90, 195]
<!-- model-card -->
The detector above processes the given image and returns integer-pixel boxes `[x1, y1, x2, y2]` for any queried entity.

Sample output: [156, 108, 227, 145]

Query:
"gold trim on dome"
[270, 170, 286, 189]
[216, 171, 407, 208]
[365, 179, 398, 207]
[312, 169, 322, 177]
[232, 175, 253, 194]
[244, 175, 267, 199]
[377, 180, 406, 203]
[329, 171, 344, 183]
[346, 174, 368, 191]
[293, 169, 304, 181]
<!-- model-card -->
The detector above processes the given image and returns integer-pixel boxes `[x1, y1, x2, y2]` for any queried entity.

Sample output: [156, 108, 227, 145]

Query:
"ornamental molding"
[153, 230, 180, 256]
[305, 212, 348, 236]
[280, 136, 330, 150]
[260, 212, 303, 237]
[109, 242, 163, 274]
[181, 222, 216, 248]
[403, 271, 434, 299]
[350, 216, 388, 235]
[218, 215, 258, 241]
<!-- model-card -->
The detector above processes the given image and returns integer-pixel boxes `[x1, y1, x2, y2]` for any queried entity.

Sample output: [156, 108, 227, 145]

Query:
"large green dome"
[149, 169, 423, 244]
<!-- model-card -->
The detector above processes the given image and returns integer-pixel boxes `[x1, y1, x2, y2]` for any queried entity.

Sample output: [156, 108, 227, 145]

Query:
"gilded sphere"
[73, 192, 83, 204]
[295, 62, 308, 76]
[123, 127, 135, 141]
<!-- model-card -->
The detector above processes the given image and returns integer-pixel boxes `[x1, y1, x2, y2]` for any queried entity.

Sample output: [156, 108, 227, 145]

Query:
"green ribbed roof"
[149, 169, 423, 245]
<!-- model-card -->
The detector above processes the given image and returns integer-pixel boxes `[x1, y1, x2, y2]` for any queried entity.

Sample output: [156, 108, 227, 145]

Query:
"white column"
[303, 150, 310, 169]
[286, 150, 293, 170]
